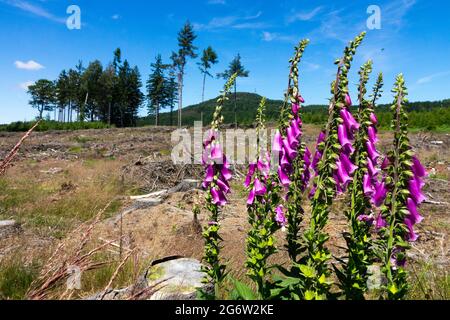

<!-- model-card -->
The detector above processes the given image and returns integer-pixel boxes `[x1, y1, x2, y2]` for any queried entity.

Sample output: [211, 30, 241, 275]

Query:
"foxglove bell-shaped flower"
[339, 153, 358, 175]
[272, 130, 283, 153]
[210, 143, 223, 162]
[367, 157, 379, 178]
[253, 178, 267, 196]
[247, 188, 256, 205]
[406, 198, 424, 224]
[338, 124, 354, 153]
[408, 178, 426, 204]
[336, 160, 352, 187]
[340, 108, 360, 132]
[363, 173, 374, 196]
[292, 103, 300, 115]
[370, 112, 378, 125]
[286, 127, 299, 149]
[372, 181, 387, 207]
[278, 166, 291, 187]
[368, 126, 378, 144]
[275, 205, 287, 228]
[244, 163, 257, 188]
[375, 212, 387, 229]
[203, 165, 215, 188]
[366, 141, 380, 162]
[412, 156, 426, 177]
[404, 217, 419, 242]
[211, 187, 227, 206]
[282, 137, 297, 160]
[345, 94, 352, 107]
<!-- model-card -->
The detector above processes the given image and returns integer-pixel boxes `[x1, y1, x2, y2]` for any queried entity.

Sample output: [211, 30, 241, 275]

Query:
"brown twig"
[0, 120, 40, 175]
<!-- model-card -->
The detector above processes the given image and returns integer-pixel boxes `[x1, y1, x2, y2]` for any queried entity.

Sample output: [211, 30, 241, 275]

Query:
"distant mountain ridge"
[138, 92, 450, 130]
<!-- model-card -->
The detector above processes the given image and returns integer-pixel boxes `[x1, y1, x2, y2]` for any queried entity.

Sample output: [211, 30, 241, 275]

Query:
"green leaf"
[233, 279, 257, 300]
[304, 290, 316, 300]
[299, 264, 316, 278]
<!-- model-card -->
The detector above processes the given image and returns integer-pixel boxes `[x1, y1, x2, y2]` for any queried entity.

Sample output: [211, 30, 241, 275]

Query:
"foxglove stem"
[338, 60, 384, 299]
[303, 32, 366, 300]
[201, 74, 237, 297]
[378, 74, 426, 300]
[245, 97, 282, 298]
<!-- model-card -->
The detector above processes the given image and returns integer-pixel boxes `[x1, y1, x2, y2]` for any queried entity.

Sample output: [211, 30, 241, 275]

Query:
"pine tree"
[198, 46, 219, 102]
[147, 55, 168, 126]
[28, 79, 56, 119]
[218, 54, 249, 128]
[172, 21, 198, 127]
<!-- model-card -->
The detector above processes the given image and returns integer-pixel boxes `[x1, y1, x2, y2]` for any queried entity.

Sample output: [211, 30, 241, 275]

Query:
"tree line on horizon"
[26, 21, 250, 128]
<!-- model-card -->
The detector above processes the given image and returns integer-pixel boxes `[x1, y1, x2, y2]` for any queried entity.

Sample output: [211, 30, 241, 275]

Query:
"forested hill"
[138, 92, 450, 130]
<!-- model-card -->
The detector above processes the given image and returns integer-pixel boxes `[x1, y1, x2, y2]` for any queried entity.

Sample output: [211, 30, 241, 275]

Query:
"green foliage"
[0, 256, 40, 300]
[0, 120, 111, 132]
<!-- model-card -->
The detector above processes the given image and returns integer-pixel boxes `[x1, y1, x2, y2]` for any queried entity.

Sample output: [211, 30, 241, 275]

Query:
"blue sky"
[0, 0, 449, 123]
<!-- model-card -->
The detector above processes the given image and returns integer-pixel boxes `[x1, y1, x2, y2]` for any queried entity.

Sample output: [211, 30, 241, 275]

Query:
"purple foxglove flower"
[404, 217, 419, 242]
[339, 153, 358, 175]
[375, 213, 387, 229]
[253, 178, 267, 196]
[217, 178, 230, 194]
[412, 156, 426, 177]
[340, 108, 360, 132]
[272, 130, 283, 153]
[317, 131, 326, 144]
[292, 103, 300, 115]
[221, 165, 232, 181]
[303, 147, 312, 167]
[278, 166, 291, 187]
[358, 214, 374, 224]
[345, 94, 352, 107]
[368, 126, 378, 144]
[338, 124, 354, 153]
[298, 95, 305, 104]
[381, 156, 390, 170]
[408, 178, 426, 204]
[286, 127, 299, 149]
[204, 164, 214, 183]
[336, 160, 352, 186]
[247, 188, 256, 205]
[372, 181, 387, 207]
[367, 157, 379, 178]
[244, 174, 252, 188]
[390, 247, 406, 268]
[280, 150, 291, 168]
[290, 118, 301, 138]
[257, 159, 270, 177]
[363, 173, 374, 196]
[282, 137, 297, 160]
[366, 141, 380, 162]
[203, 129, 216, 148]
[211, 187, 226, 206]
[370, 112, 378, 125]
[406, 198, 424, 224]
[275, 205, 287, 227]
[210, 143, 223, 162]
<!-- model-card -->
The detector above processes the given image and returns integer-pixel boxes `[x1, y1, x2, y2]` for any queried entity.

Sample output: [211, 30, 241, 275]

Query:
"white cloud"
[287, 6, 323, 24]
[261, 31, 297, 43]
[417, 71, 450, 85]
[194, 11, 264, 30]
[111, 14, 121, 20]
[207, 0, 226, 4]
[14, 60, 45, 71]
[2, 0, 66, 23]
[19, 80, 34, 90]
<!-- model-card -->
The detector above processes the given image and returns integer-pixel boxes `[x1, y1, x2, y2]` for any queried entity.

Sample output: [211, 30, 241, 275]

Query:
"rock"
[145, 257, 213, 300]
[40, 167, 63, 174]
[0, 220, 22, 239]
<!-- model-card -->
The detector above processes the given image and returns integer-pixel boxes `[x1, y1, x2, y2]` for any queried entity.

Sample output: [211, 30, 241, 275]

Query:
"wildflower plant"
[244, 97, 282, 298]
[276, 40, 312, 263]
[376, 74, 426, 299]
[335, 61, 384, 299]
[201, 73, 237, 297]
[302, 32, 366, 300]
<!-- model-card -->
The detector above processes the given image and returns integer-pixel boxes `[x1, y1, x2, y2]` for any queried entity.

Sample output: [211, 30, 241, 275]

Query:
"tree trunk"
[178, 72, 183, 128]
[108, 102, 111, 125]
[202, 73, 206, 103]
[170, 105, 174, 126]
[234, 82, 237, 129]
